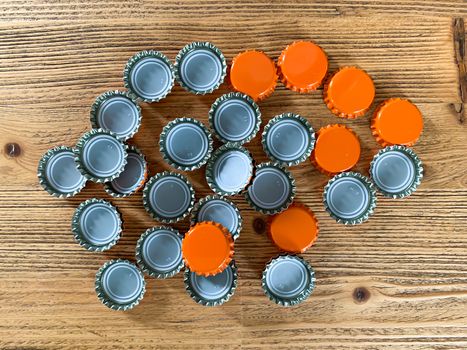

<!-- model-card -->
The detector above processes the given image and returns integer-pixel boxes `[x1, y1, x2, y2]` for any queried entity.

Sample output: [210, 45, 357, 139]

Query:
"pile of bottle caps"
[38, 41, 423, 309]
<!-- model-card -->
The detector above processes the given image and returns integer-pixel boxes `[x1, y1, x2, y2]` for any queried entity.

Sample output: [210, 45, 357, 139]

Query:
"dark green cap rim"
[244, 162, 296, 215]
[323, 171, 377, 225]
[262, 254, 315, 307]
[261, 112, 315, 167]
[71, 198, 122, 252]
[159, 117, 213, 171]
[184, 260, 238, 306]
[95, 259, 146, 311]
[123, 50, 175, 103]
[190, 194, 243, 241]
[135, 226, 185, 279]
[90, 90, 142, 141]
[205, 143, 254, 196]
[369, 145, 423, 198]
[37, 145, 87, 198]
[174, 41, 227, 95]
[142, 171, 196, 223]
[208, 92, 261, 145]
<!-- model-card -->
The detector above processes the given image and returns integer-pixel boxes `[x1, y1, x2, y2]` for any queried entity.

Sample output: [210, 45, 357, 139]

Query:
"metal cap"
[160, 117, 213, 171]
[74, 129, 128, 183]
[38, 146, 87, 198]
[370, 145, 423, 198]
[262, 113, 315, 166]
[323, 172, 377, 225]
[191, 195, 242, 241]
[135, 226, 184, 278]
[184, 260, 238, 306]
[205, 143, 253, 196]
[208, 92, 261, 145]
[104, 145, 148, 198]
[142, 171, 195, 223]
[90, 90, 142, 141]
[245, 162, 296, 215]
[71, 198, 122, 251]
[95, 259, 146, 311]
[174, 42, 227, 94]
[123, 50, 174, 103]
[262, 254, 315, 307]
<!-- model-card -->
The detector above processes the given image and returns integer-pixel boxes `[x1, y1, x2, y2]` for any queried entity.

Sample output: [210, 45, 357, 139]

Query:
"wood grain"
[0, 2, 466, 349]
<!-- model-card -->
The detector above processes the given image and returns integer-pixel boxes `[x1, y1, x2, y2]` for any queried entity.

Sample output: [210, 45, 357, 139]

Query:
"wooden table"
[1, 1, 466, 349]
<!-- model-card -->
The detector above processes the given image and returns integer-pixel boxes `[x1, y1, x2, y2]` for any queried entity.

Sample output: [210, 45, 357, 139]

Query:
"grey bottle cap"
[175, 42, 227, 95]
[206, 143, 253, 196]
[123, 50, 175, 103]
[135, 226, 184, 278]
[38, 146, 87, 198]
[160, 118, 213, 171]
[71, 198, 122, 251]
[74, 129, 128, 183]
[370, 145, 423, 198]
[184, 260, 238, 306]
[209, 92, 261, 145]
[262, 254, 315, 307]
[190, 195, 242, 241]
[323, 172, 377, 225]
[90, 90, 142, 141]
[262, 113, 315, 166]
[95, 259, 146, 311]
[142, 171, 195, 223]
[104, 145, 148, 198]
[245, 162, 296, 215]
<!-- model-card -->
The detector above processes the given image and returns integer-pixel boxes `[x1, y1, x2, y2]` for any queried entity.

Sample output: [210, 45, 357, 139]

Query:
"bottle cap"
[174, 42, 227, 94]
[262, 113, 315, 166]
[267, 204, 319, 253]
[184, 260, 238, 306]
[159, 117, 213, 171]
[38, 146, 87, 198]
[205, 143, 253, 196]
[230, 50, 277, 101]
[135, 226, 184, 278]
[95, 259, 146, 311]
[323, 172, 377, 225]
[74, 129, 128, 183]
[323, 67, 375, 118]
[262, 254, 315, 307]
[370, 145, 423, 198]
[191, 195, 242, 241]
[123, 50, 174, 103]
[142, 171, 195, 223]
[104, 145, 148, 198]
[311, 124, 360, 176]
[277, 41, 328, 92]
[245, 162, 295, 215]
[90, 90, 142, 141]
[182, 222, 234, 276]
[71, 198, 122, 251]
[371, 98, 423, 147]
[209, 92, 261, 145]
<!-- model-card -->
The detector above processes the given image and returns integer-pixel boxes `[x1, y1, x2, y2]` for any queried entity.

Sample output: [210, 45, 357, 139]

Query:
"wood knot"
[4, 143, 21, 158]
[353, 287, 370, 304]
[253, 217, 266, 234]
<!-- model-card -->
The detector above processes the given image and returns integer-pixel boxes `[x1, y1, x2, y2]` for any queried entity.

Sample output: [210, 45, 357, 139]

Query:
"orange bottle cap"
[324, 67, 375, 118]
[268, 204, 319, 253]
[312, 124, 360, 175]
[278, 41, 328, 92]
[371, 98, 423, 147]
[182, 222, 234, 276]
[230, 50, 277, 101]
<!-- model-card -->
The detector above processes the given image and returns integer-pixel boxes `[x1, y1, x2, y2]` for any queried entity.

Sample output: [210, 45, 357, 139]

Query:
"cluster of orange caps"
[183, 41, 423, 276]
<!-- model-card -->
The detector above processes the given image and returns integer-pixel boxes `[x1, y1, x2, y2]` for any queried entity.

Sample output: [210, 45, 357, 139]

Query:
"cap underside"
[197, 199, 239, 236]
[165, 123, 209, 166]
[110, 152, 145, 194]
[212, 150, 252, 193]
[265, 258, 310, 299]
[45, 151, 86, 193]
[213, 98, 256, 141]
[188, 265, 233, 301]
[179, 49, 223, 91]
[325, 177, 370, 219]
[266, 119, 310, 162]
[141, 229, 183, 273]
[100, 262, 144, 304]
[149, 176, 192, 219]
[130, 57, 173, 100]
[248, 167, 291, 210]
[97, 96, 139, 139]
[82, 135, 125, 178]
[371, 150, 415, 194]
[79, 203, 120, 246]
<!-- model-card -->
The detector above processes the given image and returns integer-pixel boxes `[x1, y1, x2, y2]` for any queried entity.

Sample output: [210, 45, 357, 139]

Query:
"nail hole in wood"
[253, 217, 266, 234]
[4, 143, 21, 158]
[353, 287, 370, 304]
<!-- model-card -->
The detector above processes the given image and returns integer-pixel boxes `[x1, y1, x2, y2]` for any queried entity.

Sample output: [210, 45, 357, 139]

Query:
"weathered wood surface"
[0, 1, 466, 349]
